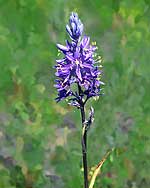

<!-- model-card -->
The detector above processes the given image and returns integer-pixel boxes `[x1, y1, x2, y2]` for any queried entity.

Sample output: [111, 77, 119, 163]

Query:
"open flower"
[55, 12, 104, 106]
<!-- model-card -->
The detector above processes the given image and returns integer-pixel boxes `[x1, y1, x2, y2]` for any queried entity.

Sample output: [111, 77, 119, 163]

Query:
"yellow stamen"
[75, 60, 80, 65]
[92, 41, 96, 45]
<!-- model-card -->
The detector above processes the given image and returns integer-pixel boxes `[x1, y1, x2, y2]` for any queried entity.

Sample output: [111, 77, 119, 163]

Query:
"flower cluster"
[55, 12, 103, 107]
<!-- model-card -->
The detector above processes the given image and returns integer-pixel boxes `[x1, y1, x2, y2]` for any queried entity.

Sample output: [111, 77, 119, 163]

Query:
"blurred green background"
[0, 0, 150, 188]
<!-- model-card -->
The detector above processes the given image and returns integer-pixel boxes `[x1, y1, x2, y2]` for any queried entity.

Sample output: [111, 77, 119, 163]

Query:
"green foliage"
[0, 0, 150, 187]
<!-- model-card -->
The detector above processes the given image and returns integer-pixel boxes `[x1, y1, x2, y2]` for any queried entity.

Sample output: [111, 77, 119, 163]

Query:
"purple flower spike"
[55, 12, 104, 107]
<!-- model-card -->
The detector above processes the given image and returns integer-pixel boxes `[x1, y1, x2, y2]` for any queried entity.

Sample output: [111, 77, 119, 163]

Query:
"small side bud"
[89, 106, 94, 124]
[85, 107, 95, 131]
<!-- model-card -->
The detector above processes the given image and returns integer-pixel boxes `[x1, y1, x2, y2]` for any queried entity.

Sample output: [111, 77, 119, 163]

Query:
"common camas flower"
[55, 12, 103, 107]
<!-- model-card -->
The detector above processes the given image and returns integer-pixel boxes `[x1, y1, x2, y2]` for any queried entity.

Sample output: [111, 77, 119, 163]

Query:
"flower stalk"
[80, 105, 88, 188]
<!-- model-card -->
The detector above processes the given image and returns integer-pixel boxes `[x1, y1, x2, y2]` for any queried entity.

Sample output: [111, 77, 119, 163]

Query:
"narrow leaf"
[89, 148, 114, 188]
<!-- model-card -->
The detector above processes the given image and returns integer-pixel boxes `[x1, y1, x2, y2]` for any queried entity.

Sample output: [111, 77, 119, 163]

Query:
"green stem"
[80, 105, 88, 188]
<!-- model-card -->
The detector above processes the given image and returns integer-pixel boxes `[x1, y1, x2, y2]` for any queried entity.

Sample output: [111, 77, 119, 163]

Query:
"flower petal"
[66, 54, 74, 61]
[76, 65, 82, 81]
[71, 22, 77, 33]
[66, 24, 72, 37]
[81, 36, 90, 48]
[57, 44, 69, 52]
